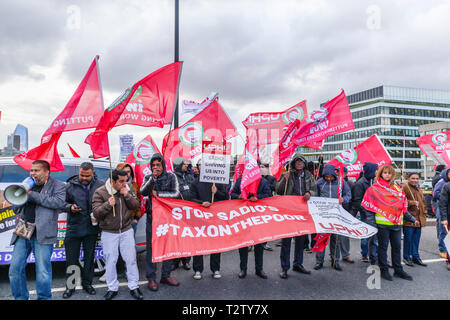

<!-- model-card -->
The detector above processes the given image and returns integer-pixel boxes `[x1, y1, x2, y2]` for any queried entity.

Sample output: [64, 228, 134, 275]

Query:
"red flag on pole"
[14, 133, 64, 171]
[240, 130, 261, 200]
[162, 99, 238, 166]
[41, 56, 104, 144]
[85, 61, 183, 159]
[328, 134, 392, 178]
[67, 143, 81, 158]
[293, 90, 354, 146]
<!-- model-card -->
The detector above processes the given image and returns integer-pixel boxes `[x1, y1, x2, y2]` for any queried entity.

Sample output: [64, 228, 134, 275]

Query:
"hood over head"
[290, 152, 308, 170]
[322, 164, 337, 179]
[363, 162, 378, 180]
[116, 163, 135, 181]
[173, 157, 187, 173]
[150, 153, 167, 173]
[441, 168, 450, 182]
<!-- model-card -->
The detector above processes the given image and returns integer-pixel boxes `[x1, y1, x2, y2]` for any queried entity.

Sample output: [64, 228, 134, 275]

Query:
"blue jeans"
[359, 212, 378, 262]
[9, 236, 54, 300]
[435, 207, 448, 253]
[403, 226, 422, 260]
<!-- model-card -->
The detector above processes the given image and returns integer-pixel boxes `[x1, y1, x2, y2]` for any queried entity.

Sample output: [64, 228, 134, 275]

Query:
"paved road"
[0, 223, 448, 301]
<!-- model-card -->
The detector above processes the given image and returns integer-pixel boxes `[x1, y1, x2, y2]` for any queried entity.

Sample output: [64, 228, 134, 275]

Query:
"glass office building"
[303, 85, 450, 174]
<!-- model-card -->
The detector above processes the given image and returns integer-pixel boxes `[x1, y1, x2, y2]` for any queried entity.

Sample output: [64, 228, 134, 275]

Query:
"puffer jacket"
[92, 179, 140, 234]
[275, 153, 317, 196]
[140, 153, 180, 222]
[316, 164, 351, 204]
[439, 182, 450, 221]
[403, 182, 427, 227]
[433, 168, 450, 202]
[173, 157, 195, 201]
[230, 177, 272, 200]
[63, 174, 104, 238]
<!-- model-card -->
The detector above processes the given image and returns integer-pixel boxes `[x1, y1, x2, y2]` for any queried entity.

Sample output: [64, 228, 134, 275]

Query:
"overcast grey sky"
[1, 0, 449, 160]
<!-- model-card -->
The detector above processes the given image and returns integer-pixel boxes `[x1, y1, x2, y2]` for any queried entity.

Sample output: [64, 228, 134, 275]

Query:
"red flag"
[416, 131, 450, 165]
[441, 140, 450, 167]
[311, 233, 331, 252]
[240, 130, 261, 200]
[233, 153, 245, 183]
[162, 99, 238, 164]
[328, 134, 392, 178]
[269, 119, 301, 180]
[67, 143, 81, 158]
[41, 56, 103, 143]
[14, 133, 64, 171]
[85, 61, 183, 158]
[125, 135, 161, 187]
[293, 90, 354, 146]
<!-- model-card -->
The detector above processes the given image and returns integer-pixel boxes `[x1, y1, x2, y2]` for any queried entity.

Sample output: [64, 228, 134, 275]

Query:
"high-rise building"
[7, 124, 28, 151]
[302, 85, 450, 175]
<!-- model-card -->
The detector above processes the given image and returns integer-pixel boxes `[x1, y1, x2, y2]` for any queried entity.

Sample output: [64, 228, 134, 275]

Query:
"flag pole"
[96, 55, 115, 217]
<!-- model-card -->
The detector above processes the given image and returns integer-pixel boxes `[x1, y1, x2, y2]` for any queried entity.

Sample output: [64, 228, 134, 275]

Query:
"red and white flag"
[416, 131, 450, 166]
[269, 119, 301, 180]
[328, 134, 392, 178]
[293, 90, 354, 146]
[85, 61, 183, 159]
[240, 130, 261, 200]
[162, 99, 238, 166]
[41, 56, 104, 143]
[126, 135, 161, 188]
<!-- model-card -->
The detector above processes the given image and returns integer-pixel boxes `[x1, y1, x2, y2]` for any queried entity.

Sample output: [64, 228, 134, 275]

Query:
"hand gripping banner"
[151, 196, 377, 262]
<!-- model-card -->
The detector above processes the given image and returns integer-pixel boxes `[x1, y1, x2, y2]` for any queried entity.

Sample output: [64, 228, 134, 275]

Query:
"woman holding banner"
[361, 165, 419, 281]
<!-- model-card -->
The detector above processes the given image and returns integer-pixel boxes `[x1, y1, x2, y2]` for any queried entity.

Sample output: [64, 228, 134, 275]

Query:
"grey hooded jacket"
[275, 153, 317, 196]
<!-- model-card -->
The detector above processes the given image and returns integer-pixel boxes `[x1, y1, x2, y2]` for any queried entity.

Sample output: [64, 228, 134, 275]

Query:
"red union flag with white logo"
[242, 100, 322, 150]
[162, 100, 238, 166]
[417, 130, 450, 166]
[126, 135, 161, 187]
[293, 90, 354, 146]
[240, 130, 261, 200]
[151, 196, 377, 262]
[327, 134, 392, 178]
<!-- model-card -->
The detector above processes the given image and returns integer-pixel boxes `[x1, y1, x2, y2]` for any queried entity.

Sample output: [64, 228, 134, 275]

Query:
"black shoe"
[381, 270, 393, 281]
[62, 288, 75, 299]
[104, 291, 118, 300]
[402, 258, 414, 267]
[248, 246, 253, 252]
[279, 270, 288, 279]
[412, 258, 427, 267]
[238, 270, 247, 279]
[314, 263, 323, 270]
[82, 284, 96, 295]
[171, 261, 180, 271]
[130, 288, 144, 300]
[332, 262, 343, 271]
[183, 262, 191, 270]
[394, 270, 413, 281]
[256, 270, 268, 279]
[293, 265, 311, 274]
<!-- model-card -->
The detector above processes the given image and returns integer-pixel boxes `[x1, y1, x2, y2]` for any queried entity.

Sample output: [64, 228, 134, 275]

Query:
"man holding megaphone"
[7, 160, 66, 300]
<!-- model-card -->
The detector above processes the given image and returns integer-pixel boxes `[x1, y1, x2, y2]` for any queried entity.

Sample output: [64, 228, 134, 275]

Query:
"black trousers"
[193, 254, 221, 273]
[239, 243, 264, 272]
[64, 234, 98, 286]
[377, 226, 403, 273]
[173, 257, 191, 266]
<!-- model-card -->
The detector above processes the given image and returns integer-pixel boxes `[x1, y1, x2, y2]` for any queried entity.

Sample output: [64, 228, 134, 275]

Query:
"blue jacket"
[433, 168, 450, 202]
[230, 177, 272, 200]
[316, 164, 351, 205]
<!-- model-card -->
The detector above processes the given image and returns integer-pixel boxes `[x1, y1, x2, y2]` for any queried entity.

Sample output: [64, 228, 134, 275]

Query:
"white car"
[0, 157, 147, 274]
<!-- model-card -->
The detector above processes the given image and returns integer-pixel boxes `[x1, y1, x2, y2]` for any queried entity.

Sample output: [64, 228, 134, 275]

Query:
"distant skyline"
[1, 0, 450, 160]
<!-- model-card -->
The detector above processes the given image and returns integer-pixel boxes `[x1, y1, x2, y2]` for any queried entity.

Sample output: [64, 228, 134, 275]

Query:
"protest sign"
[151, 196, 377, 262]
[199, 141, 231, 185]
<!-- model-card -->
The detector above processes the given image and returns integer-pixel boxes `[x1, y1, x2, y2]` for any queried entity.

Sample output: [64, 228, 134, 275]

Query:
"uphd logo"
[203, 142, 229, 154]
[337, 149, 358, 165]
[178, 122, 204, 147]
[281, 106, 305, 124]
[432, 133, 447, 146]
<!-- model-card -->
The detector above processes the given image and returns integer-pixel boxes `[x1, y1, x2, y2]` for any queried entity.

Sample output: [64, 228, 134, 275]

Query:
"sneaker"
[402, 258, 414, 267]
[263, 244, 273, 251]
[361, 254, 369, 263]
[440, 252, 447, 259]
[279, 270, 288, 279]
[193, 271, 202, 280]
[99, 274, 106, 282]
[213, 271, 222, 279]
[313, 263, 323, 270]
